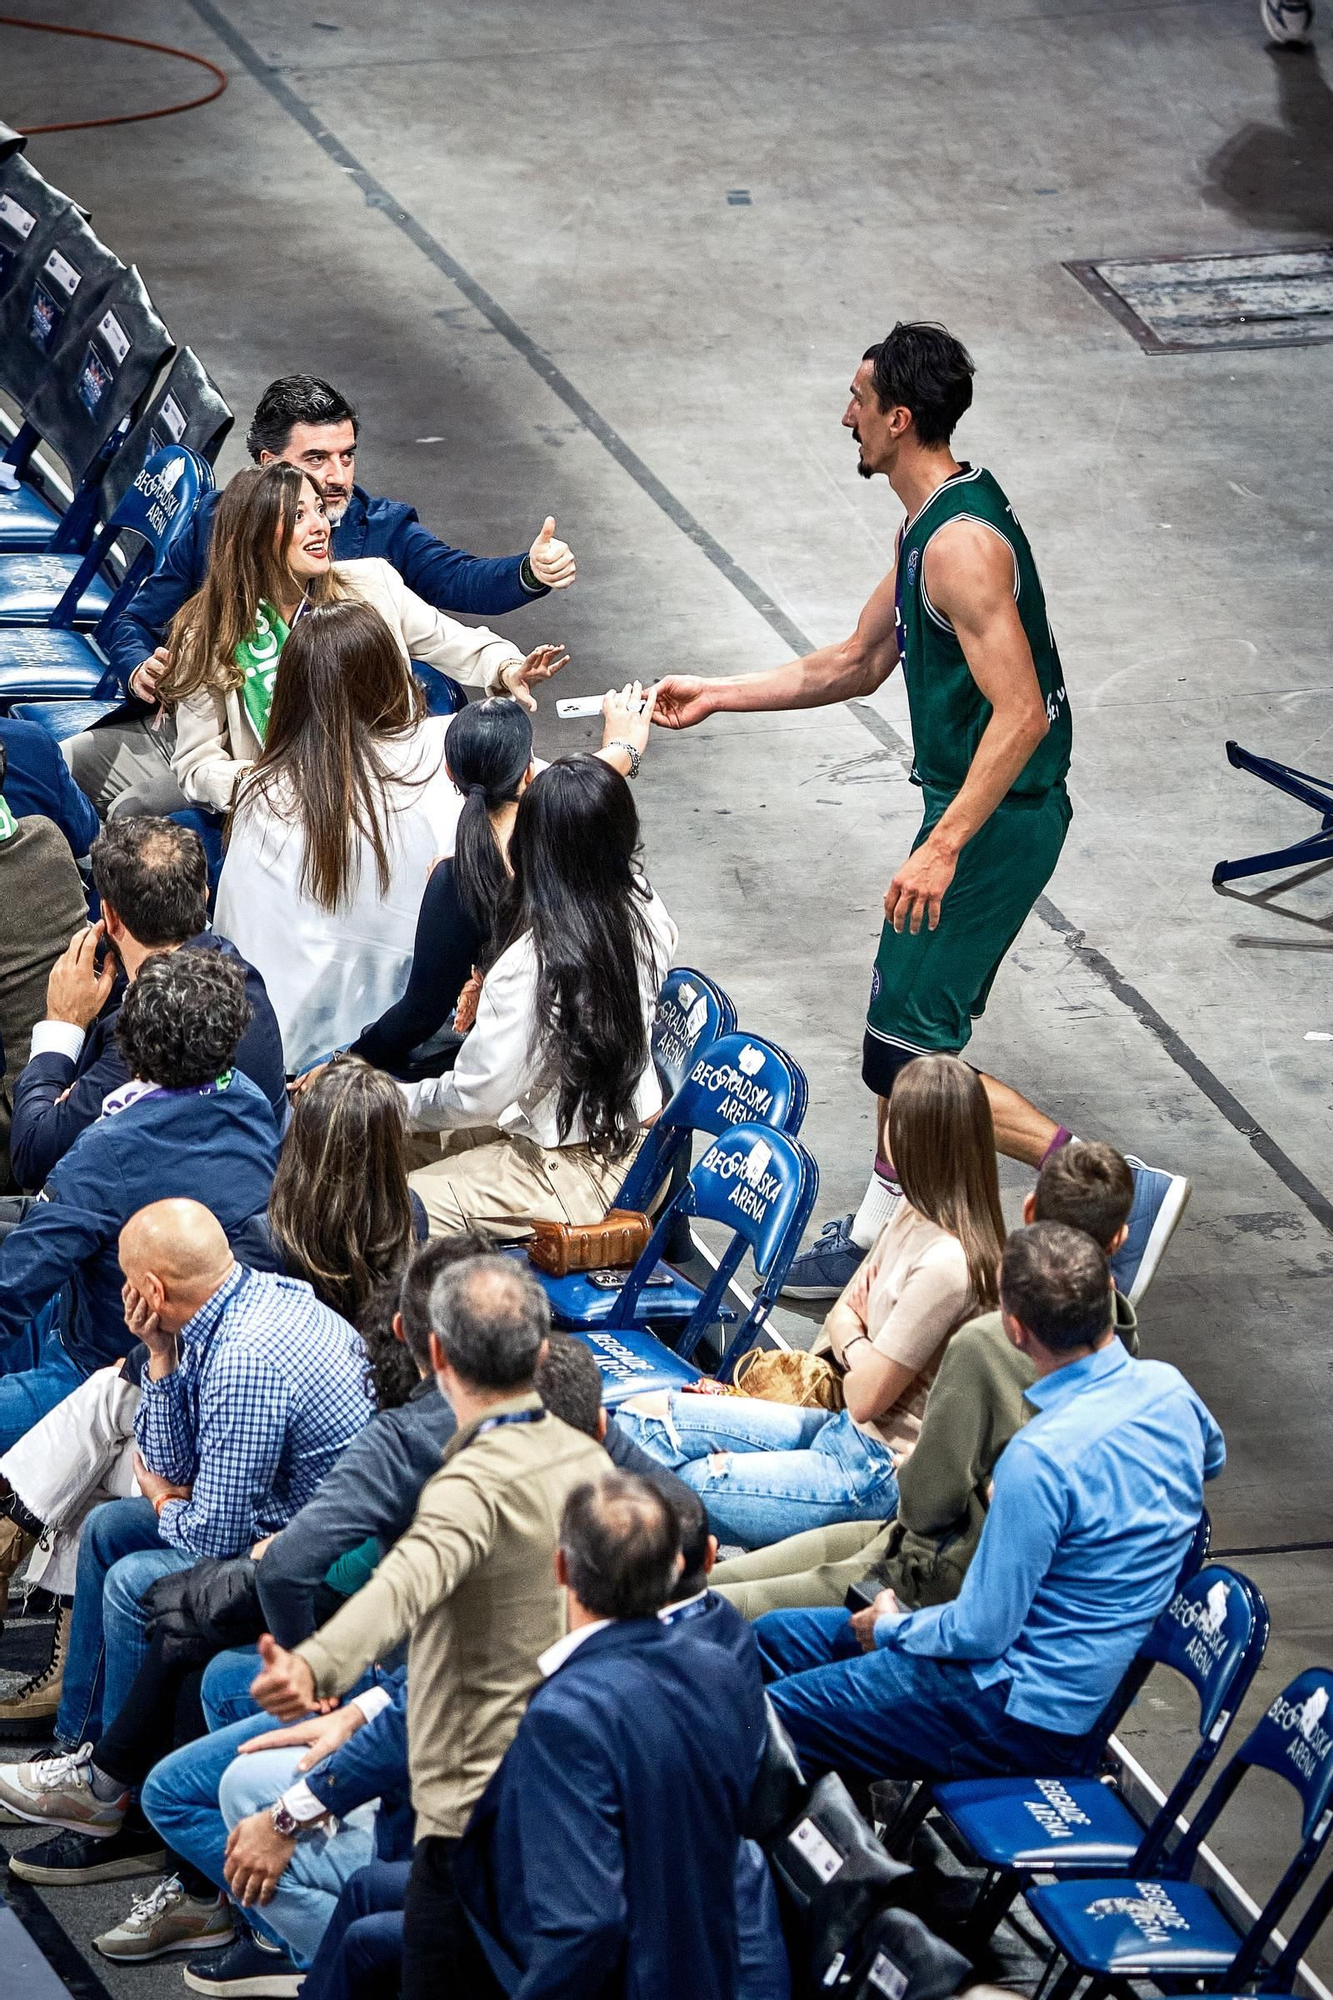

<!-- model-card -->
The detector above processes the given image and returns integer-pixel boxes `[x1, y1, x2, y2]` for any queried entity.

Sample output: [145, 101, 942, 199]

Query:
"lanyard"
[471, 1409, 546, 1442]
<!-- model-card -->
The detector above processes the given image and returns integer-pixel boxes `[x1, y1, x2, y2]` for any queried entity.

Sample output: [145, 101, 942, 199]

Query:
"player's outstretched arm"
[653, 562, 900, 729]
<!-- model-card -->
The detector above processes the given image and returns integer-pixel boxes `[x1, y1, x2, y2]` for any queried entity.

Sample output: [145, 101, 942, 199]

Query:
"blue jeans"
[615, 1400, 899, 1548]
[55, 1496, 194, 1745]
[302, 1861, 410, 2000]
[201, 1645, 264, 1730]
[142, 1710, 294, 1950]
[757, 1608, 1097, 1784]
[0, 1326, 84, 1454]
[143, 1716, 372, 1966]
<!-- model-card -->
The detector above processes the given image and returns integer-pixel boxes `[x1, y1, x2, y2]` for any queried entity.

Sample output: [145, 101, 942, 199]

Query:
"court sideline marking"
[186, 0, 1333, 1236]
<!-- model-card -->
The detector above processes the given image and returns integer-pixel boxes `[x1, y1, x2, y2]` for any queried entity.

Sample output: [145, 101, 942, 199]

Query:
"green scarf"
[235, 599, 291, 744]
[0, 794, 17, 843]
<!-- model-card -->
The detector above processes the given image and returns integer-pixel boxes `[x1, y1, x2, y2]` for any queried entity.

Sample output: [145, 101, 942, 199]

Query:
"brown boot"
[0, 1513, 38, 1631]
[0, 1600, 71, 1739]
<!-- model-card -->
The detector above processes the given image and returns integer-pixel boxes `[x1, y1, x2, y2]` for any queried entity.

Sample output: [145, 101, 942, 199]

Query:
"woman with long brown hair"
[160, 462, 567, 812]
[616, 1054, 1005, 1549]
[266, 1056, 423, 1360]
[214, 599, 468, 1069]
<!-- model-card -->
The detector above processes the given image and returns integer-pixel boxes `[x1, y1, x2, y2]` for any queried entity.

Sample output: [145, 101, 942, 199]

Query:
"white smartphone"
[556, 696, 607, 719]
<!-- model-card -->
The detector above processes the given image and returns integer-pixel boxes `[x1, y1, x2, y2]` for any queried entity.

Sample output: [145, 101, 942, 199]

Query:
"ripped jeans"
[614, 1399, 899, 1550]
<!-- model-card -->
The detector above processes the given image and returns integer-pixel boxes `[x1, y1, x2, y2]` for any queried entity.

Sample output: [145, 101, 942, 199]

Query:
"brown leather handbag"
[526, 1209, 653, 1278]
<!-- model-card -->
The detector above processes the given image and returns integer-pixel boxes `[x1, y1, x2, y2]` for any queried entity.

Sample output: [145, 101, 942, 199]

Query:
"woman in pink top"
[618, 1057, 1005, 1549]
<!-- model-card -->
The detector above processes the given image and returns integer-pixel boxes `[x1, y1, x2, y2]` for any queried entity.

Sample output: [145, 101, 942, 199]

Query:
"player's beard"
[856, 454, 874, 480]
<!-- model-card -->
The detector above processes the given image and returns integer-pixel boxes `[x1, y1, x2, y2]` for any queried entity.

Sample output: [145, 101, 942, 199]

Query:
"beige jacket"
[171, 557, 525, 811]
[294, 1392, 606, 1841]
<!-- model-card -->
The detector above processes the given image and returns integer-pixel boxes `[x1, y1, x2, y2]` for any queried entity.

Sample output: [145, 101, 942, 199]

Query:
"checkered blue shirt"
[136, 1263, 375, 1557]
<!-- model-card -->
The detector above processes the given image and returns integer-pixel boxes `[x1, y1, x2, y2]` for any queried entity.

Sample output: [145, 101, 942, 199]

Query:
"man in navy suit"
[70, 374, 579, 817]
[432, 1471, 767, 2000]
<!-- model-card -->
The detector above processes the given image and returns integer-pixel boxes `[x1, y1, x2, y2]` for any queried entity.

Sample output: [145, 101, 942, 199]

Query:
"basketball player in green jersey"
[654, 322, 1189, 1302]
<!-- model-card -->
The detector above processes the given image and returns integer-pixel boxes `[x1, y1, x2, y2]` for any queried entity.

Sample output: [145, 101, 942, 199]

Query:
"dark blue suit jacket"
[455, 1619, 766, 2000]
[0, 718, 101, 858]
[106, 484, 545, 691]
[9, 932, 287, 1192]
[0, 1070, 281, 1374]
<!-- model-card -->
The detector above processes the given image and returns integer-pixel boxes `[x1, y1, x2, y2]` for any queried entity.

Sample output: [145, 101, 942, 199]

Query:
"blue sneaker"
[1109, 1159, 1192, 1305]
[1260, 0, 1314, 44]
[781, 1214, 870, 1301]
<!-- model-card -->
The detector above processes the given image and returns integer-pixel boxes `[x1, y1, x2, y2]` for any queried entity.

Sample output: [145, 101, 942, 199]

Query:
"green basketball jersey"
[894, 465, 1072, 799]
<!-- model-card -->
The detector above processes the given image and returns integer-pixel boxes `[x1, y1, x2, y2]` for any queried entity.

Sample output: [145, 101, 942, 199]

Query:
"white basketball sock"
[850, 1161, 902, 1249]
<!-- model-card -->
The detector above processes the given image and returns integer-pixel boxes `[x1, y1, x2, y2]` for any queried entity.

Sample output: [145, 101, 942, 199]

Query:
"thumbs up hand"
[527, 515, 577, 590]
[250, 1632, 318, 1721]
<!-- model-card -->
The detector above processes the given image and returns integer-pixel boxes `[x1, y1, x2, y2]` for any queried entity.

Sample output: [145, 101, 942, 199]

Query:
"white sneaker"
[0, 1741, 126, 1836]
[1260, 0, 1314, 43]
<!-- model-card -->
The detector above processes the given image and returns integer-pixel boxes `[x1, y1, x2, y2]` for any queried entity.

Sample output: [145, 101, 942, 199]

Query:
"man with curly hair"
[0, 949, 281, 1454]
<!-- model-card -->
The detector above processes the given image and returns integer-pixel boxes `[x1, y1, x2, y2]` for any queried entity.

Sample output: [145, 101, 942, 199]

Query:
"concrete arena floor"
[5, 0, 1333, 1985]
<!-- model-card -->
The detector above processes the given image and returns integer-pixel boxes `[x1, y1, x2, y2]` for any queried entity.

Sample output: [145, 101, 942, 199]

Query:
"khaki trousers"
[407, 1126, 634, 1240]
[710, 1517, 895, 1619]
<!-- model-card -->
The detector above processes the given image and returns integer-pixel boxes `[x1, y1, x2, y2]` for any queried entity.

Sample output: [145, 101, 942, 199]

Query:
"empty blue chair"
[929, 1566, 1267, 1947]
[1029, 1665, 1333, 1997]
[0, 266, 174, 627]
[556, 1121, 819, 1402]
[0, 446, 213, 715]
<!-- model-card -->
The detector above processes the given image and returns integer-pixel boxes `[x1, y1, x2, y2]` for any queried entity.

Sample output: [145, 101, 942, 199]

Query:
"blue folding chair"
[0, 267, 174, 627]
[1029, 1665, 1333, 1998]
[0, 446, 213, 717]
[527, 1029, 807, 1345]
[553, 1121, 819, 1403]
[928, 1565, 1268, 1949]
[651, 966, 738, 1098]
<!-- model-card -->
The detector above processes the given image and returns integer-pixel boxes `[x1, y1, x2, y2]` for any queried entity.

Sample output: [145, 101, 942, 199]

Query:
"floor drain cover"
[1066, 246, 1333, 353]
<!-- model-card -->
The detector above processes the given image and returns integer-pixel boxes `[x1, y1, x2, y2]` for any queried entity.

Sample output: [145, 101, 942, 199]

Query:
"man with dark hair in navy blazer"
[440, 1471, 768, 2000]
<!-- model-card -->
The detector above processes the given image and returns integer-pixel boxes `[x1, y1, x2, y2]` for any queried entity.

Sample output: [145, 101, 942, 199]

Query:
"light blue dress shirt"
[873, 1339, 1225, 1731]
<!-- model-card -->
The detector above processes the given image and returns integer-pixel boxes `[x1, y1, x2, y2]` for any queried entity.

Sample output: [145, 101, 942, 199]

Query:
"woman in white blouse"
[216, 599, 469, 1071]
[404, 749, 676, 1238]
[157, 461, 566, 813]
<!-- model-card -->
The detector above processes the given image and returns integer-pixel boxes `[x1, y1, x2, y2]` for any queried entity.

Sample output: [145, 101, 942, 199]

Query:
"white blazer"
[214, 715, 464, 1073]
[402, 887, 678, 1150]
[171, 557, 524, 812]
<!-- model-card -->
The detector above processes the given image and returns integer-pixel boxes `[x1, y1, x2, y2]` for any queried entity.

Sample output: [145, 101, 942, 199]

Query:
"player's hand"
[128, 646, 170, 704]
[528, 516, 577, 590]
[505, 644, 570, 712]
[46, 922, 115, 1030]
[884, 840, 958, 935]
[651, 675, 716, 731]
[250, 1633, 318, 1722]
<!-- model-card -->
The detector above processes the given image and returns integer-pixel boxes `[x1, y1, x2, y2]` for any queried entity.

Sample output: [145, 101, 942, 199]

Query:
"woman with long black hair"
[403, 752, 677, 1237]
[345, 684, 656, 1078]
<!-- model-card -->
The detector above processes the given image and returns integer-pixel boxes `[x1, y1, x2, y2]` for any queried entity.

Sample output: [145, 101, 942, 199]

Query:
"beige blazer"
[171, 557, 525, 811]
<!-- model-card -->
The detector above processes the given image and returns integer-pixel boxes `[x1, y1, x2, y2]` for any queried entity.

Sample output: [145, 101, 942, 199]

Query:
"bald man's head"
[119, 1200, 235, 1332]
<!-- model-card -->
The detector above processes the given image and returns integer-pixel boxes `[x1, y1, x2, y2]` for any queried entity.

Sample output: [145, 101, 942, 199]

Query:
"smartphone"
[844, 1580, 880, 1613]
[556, 696, 606, 719]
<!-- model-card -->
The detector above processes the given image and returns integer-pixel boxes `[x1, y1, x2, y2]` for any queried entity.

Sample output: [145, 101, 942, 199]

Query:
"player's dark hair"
[246, 375, 359, 461]
[1000, 1221, 1113, 1354]
[1034, 1142, 1135, 1255]
[863, 322, 974, 447]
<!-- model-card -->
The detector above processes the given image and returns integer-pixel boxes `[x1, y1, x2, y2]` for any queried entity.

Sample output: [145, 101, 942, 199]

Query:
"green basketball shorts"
[862, 782, 1072, 1095]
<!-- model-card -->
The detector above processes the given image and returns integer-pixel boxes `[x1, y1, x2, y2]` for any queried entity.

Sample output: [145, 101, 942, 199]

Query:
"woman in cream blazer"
[158, 463, 566, 813]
